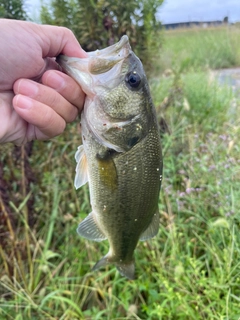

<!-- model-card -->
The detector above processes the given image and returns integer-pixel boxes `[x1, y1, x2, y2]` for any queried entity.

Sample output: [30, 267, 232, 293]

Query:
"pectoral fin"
[139, 211, 160, 241]
[77, 211, 107, 242]
[74, 145, 88, 189]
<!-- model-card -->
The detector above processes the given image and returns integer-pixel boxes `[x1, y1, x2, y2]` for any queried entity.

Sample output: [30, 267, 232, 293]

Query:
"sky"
[26, 0, 240, 24]
[157, 0, 240, 24]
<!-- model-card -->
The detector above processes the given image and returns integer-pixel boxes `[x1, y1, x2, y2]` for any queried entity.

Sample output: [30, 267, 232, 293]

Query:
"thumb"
[36, 24, 88, 58]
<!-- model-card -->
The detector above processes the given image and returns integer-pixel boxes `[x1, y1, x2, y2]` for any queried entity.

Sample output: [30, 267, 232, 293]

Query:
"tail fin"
[91, 255, 135, 280]
[116, 263, 135, 280]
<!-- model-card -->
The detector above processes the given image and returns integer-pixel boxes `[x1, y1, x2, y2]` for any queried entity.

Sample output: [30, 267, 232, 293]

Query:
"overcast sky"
[26, 0, 240, 24]
[157, 0, 240, 24]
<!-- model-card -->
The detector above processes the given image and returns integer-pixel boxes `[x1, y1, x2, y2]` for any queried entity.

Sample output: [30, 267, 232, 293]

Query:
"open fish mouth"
[57, 35, 132, 95]
[57, 35, 131, 76]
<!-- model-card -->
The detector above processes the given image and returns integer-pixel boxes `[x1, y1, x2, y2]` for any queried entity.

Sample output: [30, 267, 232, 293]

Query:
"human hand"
[0, 19, 87, 145]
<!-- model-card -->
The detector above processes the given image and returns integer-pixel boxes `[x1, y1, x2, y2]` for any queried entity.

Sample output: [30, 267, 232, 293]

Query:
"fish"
[57, 35, 163, 280]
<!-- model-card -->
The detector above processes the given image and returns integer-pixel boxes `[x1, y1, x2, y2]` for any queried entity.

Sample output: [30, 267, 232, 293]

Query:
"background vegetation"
[1, 2, 240, 319]
[0, 0, 27, 19]
[40, 0, 163, 71]
[157, 26, 240, 74]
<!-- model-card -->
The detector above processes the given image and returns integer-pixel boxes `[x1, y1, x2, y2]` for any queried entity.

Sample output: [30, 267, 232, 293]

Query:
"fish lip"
[57, 35, 130, 62]
[56, 54, 68, 66]
[56, 35, 131, 76]
[87, 35, 131, 74]
[89, 35, 131, 58]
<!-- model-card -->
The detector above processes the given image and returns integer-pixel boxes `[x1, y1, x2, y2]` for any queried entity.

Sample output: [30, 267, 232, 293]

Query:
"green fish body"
[58, 36, 162, 279]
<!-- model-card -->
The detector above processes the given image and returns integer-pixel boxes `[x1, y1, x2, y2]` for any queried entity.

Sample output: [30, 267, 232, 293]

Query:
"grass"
[156, 25, 240, 75]
[1, 25, 240, 319]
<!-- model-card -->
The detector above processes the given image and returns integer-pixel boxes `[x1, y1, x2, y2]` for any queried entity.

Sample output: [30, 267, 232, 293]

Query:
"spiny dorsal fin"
[74, 145, 88, 189]
[77, 211, 107, 242]
[139, 211, 160, 241]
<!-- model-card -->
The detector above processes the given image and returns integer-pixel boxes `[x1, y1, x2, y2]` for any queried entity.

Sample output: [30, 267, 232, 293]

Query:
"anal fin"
[92, 255, 109, 271]
[77, 211, 107, 242]
[139, 211, 160, 241]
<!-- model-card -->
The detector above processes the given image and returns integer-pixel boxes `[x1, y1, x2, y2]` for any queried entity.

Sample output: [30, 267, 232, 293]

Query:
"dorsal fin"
[74, 145, 88, 189]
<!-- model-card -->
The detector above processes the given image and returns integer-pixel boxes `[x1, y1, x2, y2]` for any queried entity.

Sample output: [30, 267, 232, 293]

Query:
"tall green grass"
[157, 26, 240, 74]
[1, 27, 240, 319]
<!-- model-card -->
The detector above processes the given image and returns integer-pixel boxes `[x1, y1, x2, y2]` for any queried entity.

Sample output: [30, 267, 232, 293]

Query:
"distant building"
[163, 20, 227, 30]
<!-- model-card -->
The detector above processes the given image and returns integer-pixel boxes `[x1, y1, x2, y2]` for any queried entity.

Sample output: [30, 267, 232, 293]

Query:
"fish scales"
[88, 124, 161, 258]
[57, 35, 163, 279]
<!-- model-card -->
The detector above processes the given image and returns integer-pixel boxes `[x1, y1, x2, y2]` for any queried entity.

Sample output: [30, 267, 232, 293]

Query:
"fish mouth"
[89, 35, 130, 57]
[57, 35, 132, 94]
[88, 35, 131, 75]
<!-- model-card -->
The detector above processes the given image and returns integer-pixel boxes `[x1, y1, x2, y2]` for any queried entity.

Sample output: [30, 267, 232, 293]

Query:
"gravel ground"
[213, 67, 240, 95]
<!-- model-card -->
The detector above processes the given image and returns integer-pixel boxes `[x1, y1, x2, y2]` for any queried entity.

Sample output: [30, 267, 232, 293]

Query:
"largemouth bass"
[58, 36, 162, 280]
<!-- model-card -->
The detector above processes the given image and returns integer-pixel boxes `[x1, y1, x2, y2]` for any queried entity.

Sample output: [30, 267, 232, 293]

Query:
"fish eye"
[125, 71, 141, 88]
